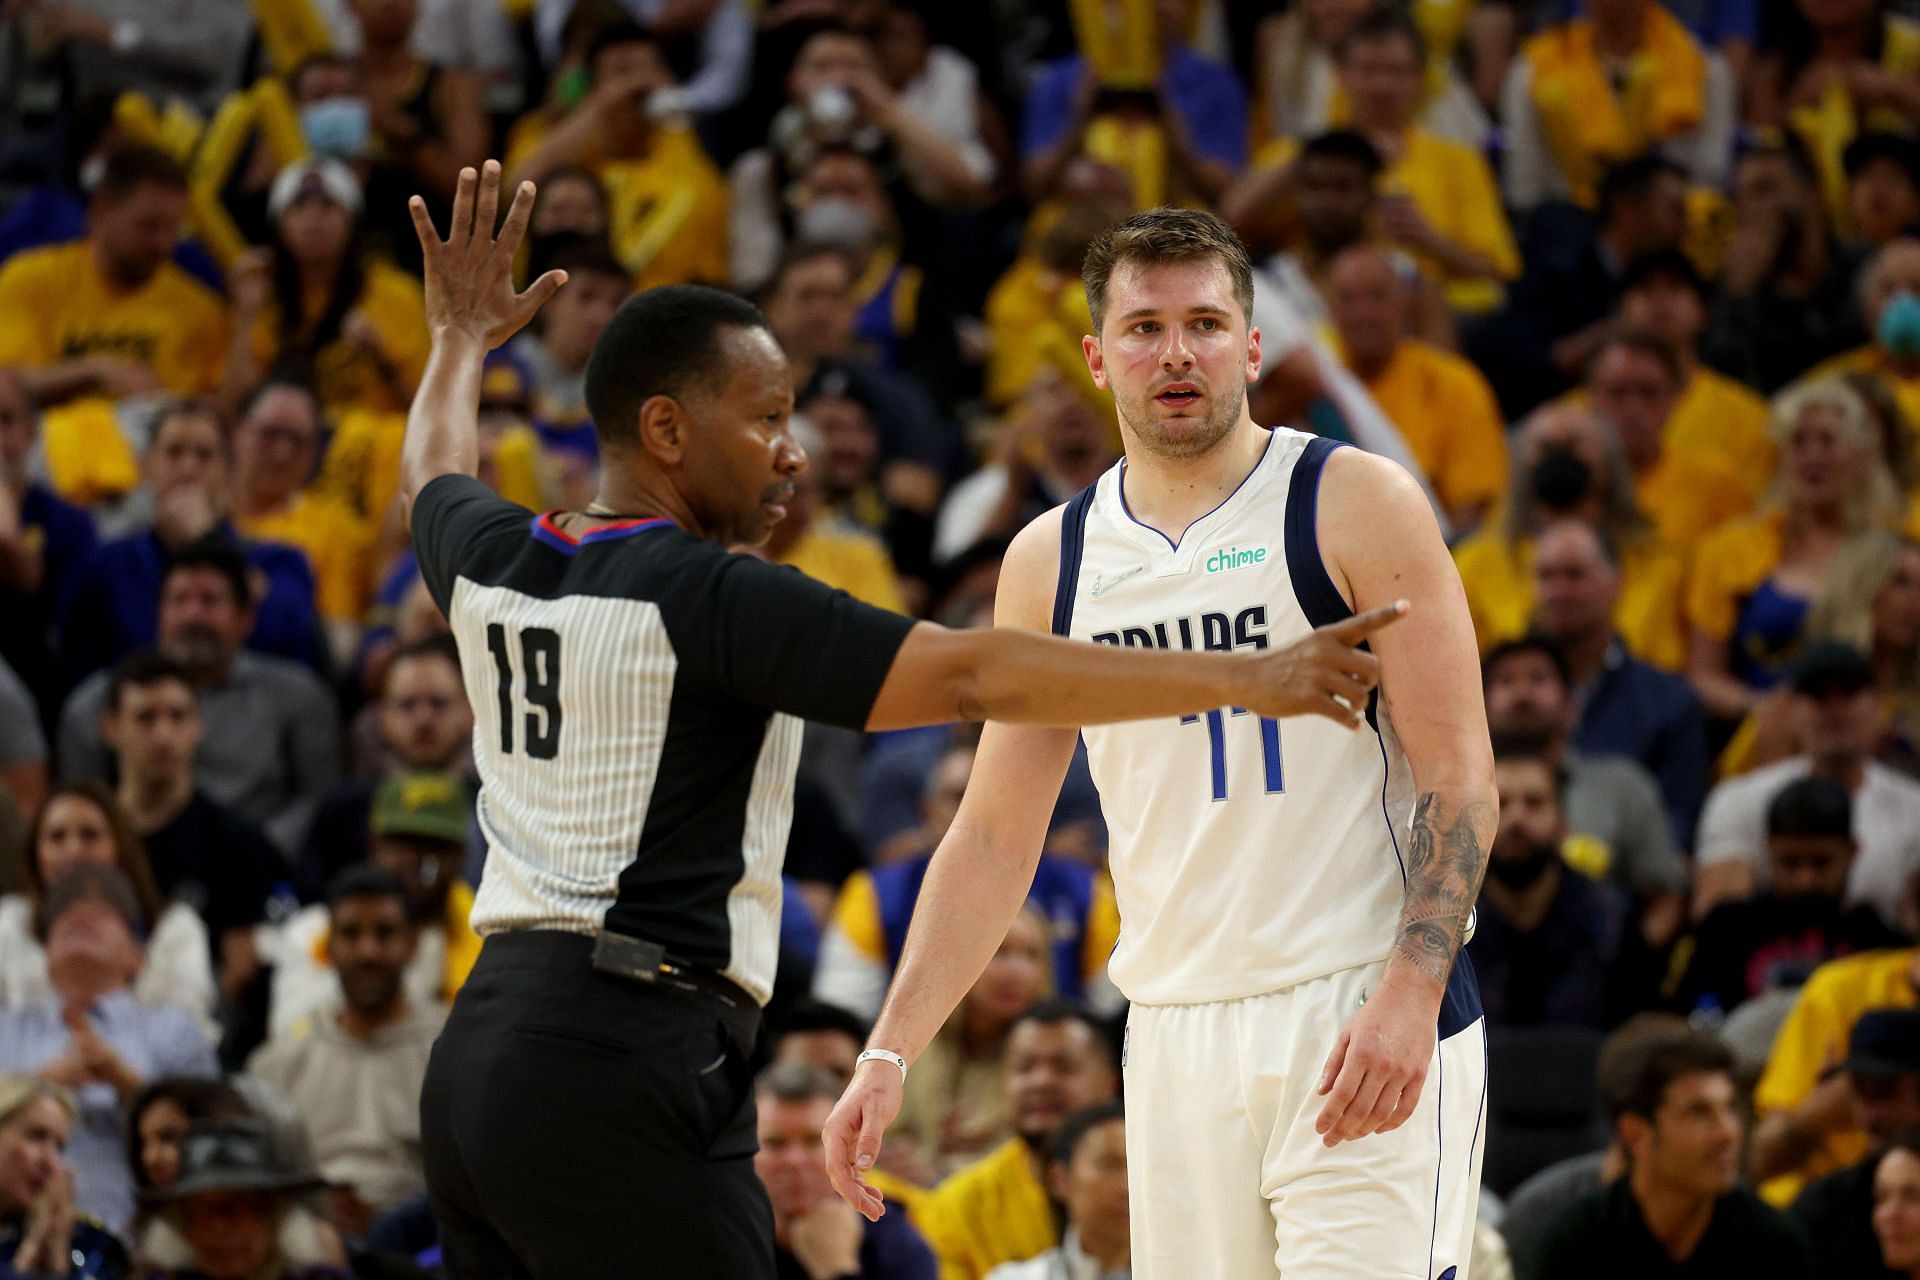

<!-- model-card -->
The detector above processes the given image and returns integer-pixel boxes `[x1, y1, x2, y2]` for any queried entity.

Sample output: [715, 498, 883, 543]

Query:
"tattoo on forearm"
[1393, 791, 1492, 985]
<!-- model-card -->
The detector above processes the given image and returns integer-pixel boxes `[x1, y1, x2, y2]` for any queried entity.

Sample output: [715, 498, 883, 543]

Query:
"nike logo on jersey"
[1090, 565, 1146, 597]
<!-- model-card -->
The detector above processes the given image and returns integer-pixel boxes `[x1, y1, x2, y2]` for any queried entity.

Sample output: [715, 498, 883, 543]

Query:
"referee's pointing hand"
[1244, 600, 1408, 730]
[410, 160, 569, 350]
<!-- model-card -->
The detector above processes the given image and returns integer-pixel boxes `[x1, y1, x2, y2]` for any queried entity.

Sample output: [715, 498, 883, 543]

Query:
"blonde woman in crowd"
[1729, 530, 1920, 775]
[1687, 378, 1908, 722]
[0, 1074, 130, 1277]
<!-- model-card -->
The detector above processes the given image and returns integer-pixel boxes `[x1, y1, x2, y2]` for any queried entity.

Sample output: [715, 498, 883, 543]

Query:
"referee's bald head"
[584, 284, 781, 451]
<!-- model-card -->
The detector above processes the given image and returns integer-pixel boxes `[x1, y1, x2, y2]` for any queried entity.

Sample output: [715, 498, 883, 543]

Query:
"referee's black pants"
[420, 931, 775, 1279]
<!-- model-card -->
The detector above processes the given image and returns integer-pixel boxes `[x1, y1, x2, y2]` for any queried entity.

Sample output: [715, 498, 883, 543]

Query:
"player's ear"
[1615, 1112, 1650, 1161]
[636, 394, 687, 465]
[1083, 334, 1109, 390]
[1246, 323, 1263, 385]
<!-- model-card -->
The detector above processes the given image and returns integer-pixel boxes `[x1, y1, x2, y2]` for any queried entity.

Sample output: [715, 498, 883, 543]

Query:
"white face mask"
[807, 85, 858, 138]
[795, 198, 877, 249]
[299, 96, 372, 160]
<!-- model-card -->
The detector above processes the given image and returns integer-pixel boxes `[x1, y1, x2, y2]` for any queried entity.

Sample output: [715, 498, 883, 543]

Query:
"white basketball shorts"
[1123, 957, 1488, 1279]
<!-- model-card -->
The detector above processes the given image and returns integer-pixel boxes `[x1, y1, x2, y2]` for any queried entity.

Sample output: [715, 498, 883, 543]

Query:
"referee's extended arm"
[866, 604, 1406, 732]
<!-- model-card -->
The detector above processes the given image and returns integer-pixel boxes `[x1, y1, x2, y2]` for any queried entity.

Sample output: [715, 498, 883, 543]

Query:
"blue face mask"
[300, 97, 370, 160]
[1880, 289, 1920, 358]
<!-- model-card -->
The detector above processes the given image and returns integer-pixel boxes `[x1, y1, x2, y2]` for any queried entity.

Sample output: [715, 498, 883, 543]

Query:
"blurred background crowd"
[7, 0, 1920, 1276]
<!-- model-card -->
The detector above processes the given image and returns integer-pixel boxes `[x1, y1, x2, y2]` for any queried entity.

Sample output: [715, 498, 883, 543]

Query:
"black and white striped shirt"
[412, 475, 914, 1005]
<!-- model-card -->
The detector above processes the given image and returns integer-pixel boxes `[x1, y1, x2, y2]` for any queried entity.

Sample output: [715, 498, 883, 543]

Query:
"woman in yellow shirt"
[1725, 530, 1920, 776]
[220, 158, 428, 419]
[1686, 378, 1907, 721]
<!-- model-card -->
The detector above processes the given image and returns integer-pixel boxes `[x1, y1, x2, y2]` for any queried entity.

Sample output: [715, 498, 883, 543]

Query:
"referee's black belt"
[480, 929, 755, 1011]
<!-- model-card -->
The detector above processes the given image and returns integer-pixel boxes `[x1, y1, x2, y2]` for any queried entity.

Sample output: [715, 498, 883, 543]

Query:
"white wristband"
[856, 1048, 907, 1081]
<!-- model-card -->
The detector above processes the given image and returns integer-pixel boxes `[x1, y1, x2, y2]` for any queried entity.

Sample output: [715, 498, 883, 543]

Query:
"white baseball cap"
[268, 157, 363, 221]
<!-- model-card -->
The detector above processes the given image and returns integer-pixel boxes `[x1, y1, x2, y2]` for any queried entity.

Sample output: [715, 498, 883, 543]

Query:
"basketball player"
[402, 169, 1407, 1279]
[824, 210, 1495, 1279]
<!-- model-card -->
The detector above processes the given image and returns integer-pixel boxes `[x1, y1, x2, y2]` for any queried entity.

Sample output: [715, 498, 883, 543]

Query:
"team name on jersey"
[1091, 605, 1270, 654]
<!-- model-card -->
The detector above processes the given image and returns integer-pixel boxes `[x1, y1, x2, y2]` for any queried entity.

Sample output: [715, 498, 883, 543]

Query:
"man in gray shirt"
[249, 865, 443, 1238]
[58, 537, 341, 853]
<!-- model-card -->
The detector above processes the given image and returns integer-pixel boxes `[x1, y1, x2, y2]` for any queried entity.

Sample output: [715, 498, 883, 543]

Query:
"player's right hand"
[822, 1059, 905, 1222]
[409, 160, 568, 351]
[1247, 601, 1408, 729]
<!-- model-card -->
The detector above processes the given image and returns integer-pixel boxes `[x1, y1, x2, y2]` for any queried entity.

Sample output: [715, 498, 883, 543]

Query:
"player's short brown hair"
[1080, 208, 1255, 336]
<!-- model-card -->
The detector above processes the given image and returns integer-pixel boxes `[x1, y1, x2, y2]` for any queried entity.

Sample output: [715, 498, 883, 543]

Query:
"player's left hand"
[1314, 977, 1438, 1146]
[822, 1058, 906, 1221]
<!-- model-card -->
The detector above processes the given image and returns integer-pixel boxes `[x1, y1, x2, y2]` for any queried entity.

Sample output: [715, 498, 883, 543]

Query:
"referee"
[403, 163, 1402, 1280]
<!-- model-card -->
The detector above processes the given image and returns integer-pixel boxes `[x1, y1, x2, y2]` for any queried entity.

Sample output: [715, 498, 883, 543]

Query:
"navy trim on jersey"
[1283, 435, 1352, 629]
[1051, 485, 1099, 637]
[1115, 430, 1277, 552]
[1438, 949, 1484, 1040]
[529, 512, 676, 556]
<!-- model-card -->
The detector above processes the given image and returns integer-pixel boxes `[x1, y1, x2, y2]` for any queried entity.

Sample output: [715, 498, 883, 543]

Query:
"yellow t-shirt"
[983, 256, 1056, 409]
[1665, 367, 1775, 502]
[912, 1138, 1055, 1280]
[1253, 131, 1519, 313]
[1453, 526, 1688, 669]
[1754, 948, 1917, 1204]
[1520, 7, 1707, 208]
[779, 523, 909, 615]
[234, 492, 377, 622]
[0, 241, 228, 394]
[1346, 338, 1509, 519]
[249, 261, 429, 416]
[1635, 449, 1754, 557]
[1683, 512, 1785, 642]
[506, 120, 727, 290]
[318, 411, 547, 532]
[601, 130, 730, 291]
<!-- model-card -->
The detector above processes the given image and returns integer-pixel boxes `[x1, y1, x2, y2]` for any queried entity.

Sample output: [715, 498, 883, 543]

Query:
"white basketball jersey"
[1054, 428, 1415, 1006]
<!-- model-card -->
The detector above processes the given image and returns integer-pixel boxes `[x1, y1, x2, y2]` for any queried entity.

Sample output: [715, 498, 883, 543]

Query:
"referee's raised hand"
[409, 160, 568, 350]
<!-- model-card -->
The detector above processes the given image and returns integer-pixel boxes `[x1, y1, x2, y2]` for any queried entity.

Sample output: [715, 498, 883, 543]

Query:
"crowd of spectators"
[11, 0, 1920, 1275]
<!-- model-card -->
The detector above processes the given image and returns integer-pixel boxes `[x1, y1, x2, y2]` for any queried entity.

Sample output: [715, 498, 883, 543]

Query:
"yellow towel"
[1524, 6, 1705, 207]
